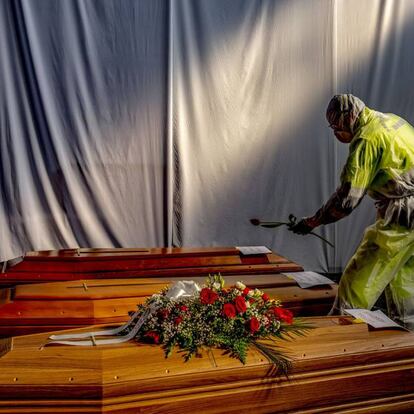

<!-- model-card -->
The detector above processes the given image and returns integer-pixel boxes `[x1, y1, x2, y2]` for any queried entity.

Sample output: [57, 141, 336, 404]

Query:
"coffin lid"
[0, 317, 413, 413]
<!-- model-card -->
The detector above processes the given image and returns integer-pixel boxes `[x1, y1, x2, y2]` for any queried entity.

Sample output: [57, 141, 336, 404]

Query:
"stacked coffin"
[0, 275, 337, 337]
[0, 317, 413, 413]
[0, 247, 304, 286]
[0, 247, 337, 337]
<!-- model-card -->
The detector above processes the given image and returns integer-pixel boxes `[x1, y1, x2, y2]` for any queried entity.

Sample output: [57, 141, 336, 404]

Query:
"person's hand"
[288, 218, 314, 235]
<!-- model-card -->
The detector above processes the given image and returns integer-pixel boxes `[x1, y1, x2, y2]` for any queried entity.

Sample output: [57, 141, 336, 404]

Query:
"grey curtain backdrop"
[1, 0, 414, 273]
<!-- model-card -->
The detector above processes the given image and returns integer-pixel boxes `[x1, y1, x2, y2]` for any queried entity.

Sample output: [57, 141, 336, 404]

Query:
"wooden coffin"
[0, 275, 337, 337]
[0, 247, 303, 286]
[0, 317, 413, 413]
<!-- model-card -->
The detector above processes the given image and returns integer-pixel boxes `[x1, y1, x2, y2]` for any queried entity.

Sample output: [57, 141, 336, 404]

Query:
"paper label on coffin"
[345, 308, 406, 329]
[236, 246, 272, 255]
[282, 271, 335, 288]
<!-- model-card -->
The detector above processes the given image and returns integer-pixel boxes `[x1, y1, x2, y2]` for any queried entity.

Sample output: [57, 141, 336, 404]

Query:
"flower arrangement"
[127, 274, 309, 375]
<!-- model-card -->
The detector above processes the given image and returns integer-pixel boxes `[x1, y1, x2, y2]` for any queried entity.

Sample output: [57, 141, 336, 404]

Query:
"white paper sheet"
[236, 246, 272, 255]
[344, 309, 404, 329]
[282, 271, 334, 288]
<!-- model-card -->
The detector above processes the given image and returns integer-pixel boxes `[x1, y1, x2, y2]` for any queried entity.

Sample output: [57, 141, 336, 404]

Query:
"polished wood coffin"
[0, 247, 303, 286]
[0, 275, 337, 337]
[0, 317, 413, 413]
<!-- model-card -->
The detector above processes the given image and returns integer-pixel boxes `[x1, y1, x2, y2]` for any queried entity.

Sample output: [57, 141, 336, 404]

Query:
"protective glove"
[288, 217, 314, 235]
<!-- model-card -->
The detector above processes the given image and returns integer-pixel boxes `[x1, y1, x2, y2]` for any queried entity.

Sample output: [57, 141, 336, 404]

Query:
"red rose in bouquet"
[246, 317, 260, 333]
[158, 309, 170, 320]
[234, 295, 247, 314]
[144, 331, 160, 344]
[242, 287, 251, 296]
[174, 316, 183, 325]
[223, 303, 236, 318]
[273, 307, 293, 324]
[200, 287, 219, 305]
[262, 293, 270, 302]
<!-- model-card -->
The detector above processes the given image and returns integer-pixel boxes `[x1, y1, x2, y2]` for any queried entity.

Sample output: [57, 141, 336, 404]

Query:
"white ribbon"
[47, 280, 201, 346]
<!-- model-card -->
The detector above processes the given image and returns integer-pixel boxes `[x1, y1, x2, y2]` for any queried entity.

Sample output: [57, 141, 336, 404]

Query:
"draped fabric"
[0, 0, 169, 261]
[1, 0, 414, 273]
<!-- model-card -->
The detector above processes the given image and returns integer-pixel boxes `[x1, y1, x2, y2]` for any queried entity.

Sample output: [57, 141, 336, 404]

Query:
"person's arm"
[291, 138, 380, 234]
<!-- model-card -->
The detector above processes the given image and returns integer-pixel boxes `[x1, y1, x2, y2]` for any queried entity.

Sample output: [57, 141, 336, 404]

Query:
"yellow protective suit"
[313, 106, 414, 329]
[339, 220, 414, 328]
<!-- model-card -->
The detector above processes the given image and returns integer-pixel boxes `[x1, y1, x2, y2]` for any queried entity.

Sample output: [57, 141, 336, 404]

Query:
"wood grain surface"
[0, 317, 413, 413]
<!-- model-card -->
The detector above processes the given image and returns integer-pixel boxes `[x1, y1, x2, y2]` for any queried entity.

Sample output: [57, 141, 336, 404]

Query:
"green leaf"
[252, 340, 292, 378]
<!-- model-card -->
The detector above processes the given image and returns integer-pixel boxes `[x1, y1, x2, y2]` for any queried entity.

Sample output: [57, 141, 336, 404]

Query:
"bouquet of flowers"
[127, 274, 308, 375]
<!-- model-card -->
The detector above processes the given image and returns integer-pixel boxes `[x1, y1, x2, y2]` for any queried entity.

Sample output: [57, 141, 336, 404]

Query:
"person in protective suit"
[290, 94, 414, 330]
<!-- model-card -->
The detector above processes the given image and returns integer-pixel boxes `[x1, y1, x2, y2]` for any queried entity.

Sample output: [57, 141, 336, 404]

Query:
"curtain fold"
[0, 0, 168, 261]
[173, 0, 335, 271]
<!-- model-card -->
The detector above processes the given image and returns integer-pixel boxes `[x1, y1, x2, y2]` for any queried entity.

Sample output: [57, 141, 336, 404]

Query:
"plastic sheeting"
[1, 0, 414, 273]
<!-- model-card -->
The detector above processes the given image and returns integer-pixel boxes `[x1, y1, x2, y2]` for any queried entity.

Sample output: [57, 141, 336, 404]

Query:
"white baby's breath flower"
[235, 281, 246, 290]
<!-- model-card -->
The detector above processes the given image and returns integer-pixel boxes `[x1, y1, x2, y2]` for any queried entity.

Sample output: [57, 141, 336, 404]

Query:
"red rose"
[158, 309, 170, 320]
[145, 331, 160, 344]
[249, 298, 255, 304]
[234, 295, 247, 314]
[262, 293, 270, 302]
[179, 305, 188, 312]
[200, 288, 219, 305]
[223, 303, 236, 318]
[174, 316, 183, 325]
[242, 287, 251, 296]
[273, 307, 293, 324]
[246, 317, 260, 333]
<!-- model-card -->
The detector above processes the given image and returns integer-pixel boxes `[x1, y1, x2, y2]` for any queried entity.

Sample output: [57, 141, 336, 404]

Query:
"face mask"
[334, 130, 353, 143]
